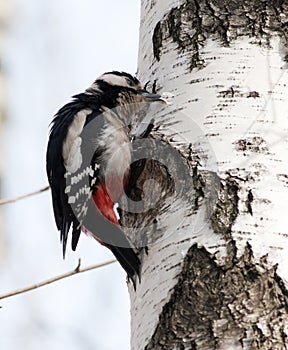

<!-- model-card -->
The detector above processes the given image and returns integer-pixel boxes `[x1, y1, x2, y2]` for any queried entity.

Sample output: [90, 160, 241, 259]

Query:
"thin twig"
[0, 259, 116, 300]
[0, 186, 50, 205]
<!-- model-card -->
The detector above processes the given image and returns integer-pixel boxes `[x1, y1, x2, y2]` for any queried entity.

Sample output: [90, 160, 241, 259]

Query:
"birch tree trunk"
[125, 1, 288, 349]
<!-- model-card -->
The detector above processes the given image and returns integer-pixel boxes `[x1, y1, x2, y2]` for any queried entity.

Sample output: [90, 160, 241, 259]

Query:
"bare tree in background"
[123, 1, 288, 349]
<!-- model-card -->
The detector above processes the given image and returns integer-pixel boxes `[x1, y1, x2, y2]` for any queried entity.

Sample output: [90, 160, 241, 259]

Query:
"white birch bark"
[126, 1, 288, 349]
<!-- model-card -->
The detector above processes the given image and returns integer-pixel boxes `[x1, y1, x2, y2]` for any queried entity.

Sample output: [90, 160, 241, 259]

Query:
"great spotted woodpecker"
[46, 71, 163, 286]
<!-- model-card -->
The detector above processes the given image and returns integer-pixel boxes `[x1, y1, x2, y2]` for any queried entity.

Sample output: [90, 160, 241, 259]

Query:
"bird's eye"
[126, 79, 134, 87]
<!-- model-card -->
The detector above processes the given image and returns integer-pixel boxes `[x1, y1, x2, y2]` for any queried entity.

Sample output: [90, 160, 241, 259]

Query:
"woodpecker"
[46, 71, 163, 286]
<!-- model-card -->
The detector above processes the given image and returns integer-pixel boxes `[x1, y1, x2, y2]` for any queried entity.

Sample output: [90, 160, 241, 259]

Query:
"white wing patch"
[68, 185, 90, 204]
[62, 109, 92, 173]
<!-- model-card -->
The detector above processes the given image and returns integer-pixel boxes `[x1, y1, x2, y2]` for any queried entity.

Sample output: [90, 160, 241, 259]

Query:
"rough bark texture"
[145, 242, 288, 350]
[152, 0, 288, 69]
[120, 133, 196, 247]
[128, 0, 288, 349]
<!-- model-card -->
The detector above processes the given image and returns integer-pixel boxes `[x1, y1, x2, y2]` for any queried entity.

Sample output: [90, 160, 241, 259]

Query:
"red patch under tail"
[92, 182, 119, 225]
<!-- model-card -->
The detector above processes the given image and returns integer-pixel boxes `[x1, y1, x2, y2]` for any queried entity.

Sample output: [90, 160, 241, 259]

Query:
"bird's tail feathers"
[108, 244, 140, 290]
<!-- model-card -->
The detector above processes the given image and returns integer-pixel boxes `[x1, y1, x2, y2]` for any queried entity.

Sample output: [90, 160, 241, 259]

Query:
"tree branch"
[0, 259, 116, 301]
[0, 186, 50, 205]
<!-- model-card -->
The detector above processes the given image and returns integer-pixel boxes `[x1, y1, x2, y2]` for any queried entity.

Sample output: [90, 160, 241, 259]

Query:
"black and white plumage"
[46, 71, 163, 286]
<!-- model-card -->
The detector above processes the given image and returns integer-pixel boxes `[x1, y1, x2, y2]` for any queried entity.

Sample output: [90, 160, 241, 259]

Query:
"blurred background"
[0, 0, 140, 349]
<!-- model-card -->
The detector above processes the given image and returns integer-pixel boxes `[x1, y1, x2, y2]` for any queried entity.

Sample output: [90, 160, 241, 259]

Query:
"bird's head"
[87, 71, 163, 103]
[86, 71, 164, 125]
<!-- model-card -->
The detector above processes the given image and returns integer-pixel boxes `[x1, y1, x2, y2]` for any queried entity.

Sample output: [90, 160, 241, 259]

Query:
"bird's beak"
[140, 90, 164, 102]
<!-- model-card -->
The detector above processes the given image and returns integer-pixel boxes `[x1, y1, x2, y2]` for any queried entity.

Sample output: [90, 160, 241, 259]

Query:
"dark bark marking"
[218, 87, 261, 98]
[145, 242, 288, 350]
[119, 137, 196, 248]
[153, 21, 163, 62]
[210, 176, 240, 240]
[246, 189, 254, 216]
[152, 0, 288, 68]
[120, 133, 223, 249]
[235, 136, 269, 154]
[277, 173, 288, 186]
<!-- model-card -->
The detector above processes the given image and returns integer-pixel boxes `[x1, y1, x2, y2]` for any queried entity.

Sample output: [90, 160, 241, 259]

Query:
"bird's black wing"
[46, 98, 101, 256]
